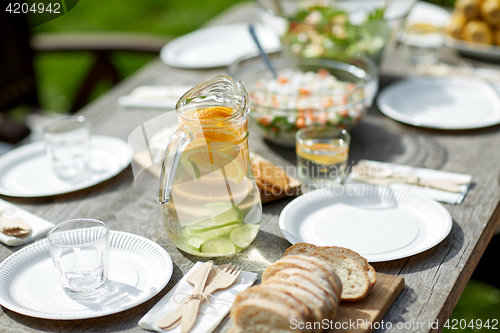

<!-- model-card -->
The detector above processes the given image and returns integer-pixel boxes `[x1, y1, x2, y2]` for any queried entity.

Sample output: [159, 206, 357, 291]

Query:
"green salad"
[283, 4, 391, 63]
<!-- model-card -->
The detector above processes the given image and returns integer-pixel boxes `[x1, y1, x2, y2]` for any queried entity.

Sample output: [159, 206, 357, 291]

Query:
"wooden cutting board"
[328, 273, 404, 333]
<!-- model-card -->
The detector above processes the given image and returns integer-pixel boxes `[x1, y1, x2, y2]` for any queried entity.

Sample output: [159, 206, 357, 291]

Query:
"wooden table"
[2, 3, 500, 332]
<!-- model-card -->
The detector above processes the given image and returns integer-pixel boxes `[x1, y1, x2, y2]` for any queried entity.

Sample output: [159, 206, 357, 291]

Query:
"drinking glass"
[47, 219, 110, 299]
[400, 20, 444, 65]
[42, 116, 91, 181]
[296, 126, 350, 190]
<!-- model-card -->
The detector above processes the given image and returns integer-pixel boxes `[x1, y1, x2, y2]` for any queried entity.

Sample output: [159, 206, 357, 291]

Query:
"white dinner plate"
[160, 23, 281, 68]
[0, 136, 133, 197]
[0, 231, 173, 320]
[377, 76, 500, 129]
[279, 185, 452, 262]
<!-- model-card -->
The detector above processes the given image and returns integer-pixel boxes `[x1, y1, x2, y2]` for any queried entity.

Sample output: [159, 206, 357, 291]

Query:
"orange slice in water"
[183, 140, 245, 183]
[297, 143, 348, 166]
[190, 106, 234, 120]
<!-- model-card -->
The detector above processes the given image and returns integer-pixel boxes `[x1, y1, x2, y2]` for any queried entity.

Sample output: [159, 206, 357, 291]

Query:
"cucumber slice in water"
[200, 237, 237, 255]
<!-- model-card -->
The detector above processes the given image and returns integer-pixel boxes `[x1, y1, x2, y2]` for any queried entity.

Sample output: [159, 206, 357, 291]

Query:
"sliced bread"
[284, 243, 318, 256]
[231, 284, 310, 327]
[313, 246, 376, 290]
[264, 276, 331, 323]
[284, 255, 342, 297]
[313, 252, 370, 302]
[263, 281, 324, 330]
[232, 298, 307, 333]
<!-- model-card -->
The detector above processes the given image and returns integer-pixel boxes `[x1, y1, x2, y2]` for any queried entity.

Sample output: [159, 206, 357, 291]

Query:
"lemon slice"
[230, 224, 259, 249]
[200, 237, 237, 255]
[297, 143, 348, 166]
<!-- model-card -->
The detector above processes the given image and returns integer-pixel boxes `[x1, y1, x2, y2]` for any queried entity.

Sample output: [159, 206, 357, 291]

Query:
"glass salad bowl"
[258, 0, 415, 64]
[228, 55, 378, 148]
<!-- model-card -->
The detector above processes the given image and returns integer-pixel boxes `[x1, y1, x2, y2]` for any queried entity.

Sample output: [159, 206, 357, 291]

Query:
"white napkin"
[0, 199, 54, 246]
[118, 86, 192, 109]
[346, 160, 472, 204]
[139, 261, 257, 333]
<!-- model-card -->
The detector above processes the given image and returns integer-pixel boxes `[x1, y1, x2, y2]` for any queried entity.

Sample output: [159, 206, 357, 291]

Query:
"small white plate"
[0, 136, 133, 197]
[279, 185, 452, 262]
[377, 76, 500, 129]
[160, 23, 281, 69]
[0, 231, 173, 320]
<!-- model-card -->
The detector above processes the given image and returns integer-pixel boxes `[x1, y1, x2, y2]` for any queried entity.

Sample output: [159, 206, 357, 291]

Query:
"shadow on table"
[3, 260, 184, 332]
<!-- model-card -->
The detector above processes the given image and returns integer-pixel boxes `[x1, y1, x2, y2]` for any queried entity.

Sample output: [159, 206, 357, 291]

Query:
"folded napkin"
[0, 199, 55, 246]
[118, 86, 192, 109]
[139, 261, 257, 333]
[346, 160, 472, 204]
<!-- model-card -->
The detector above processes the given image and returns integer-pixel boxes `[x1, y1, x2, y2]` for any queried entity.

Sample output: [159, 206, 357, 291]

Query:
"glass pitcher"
[159, 76, 262, 256]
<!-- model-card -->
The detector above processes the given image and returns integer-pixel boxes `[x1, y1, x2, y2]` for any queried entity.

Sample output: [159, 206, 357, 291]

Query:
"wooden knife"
[181, 261, 213, 332]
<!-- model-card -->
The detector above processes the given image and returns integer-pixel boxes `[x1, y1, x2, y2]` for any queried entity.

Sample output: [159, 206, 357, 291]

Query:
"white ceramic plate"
[445, 37, 500, 62]
[0, 231, 173, 320]
[0, 136, 133, 197]
[160, 23, 281, 68]
[377, 76, 500, 129]
[279, 185, 452, 262]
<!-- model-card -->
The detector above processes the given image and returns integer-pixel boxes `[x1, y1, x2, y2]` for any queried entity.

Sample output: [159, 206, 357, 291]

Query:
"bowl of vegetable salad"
[228, 55, 378, 148]
[258, 0, 415, 64]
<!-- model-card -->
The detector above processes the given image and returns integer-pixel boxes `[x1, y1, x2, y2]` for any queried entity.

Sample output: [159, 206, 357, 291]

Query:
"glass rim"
[42, 115, 90, 137]
[47, 218, 109, 247]
[296, 126, 351, 145]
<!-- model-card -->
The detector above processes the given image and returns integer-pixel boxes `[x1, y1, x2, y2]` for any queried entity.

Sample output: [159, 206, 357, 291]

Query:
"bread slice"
[262, 257, 333, 291]
[264, 277, 331, 323]
[313, 252, 370, 302]
[232, 298, 307, 333]
[266, 276, 334, 320]
[284, 243, 318, 256]
[284, 255, 342, 297]
[314, 246, 376, 290]
[273, 268, 339, 319]
[231, 284, 310, 326]
[263, 281, 324, 330]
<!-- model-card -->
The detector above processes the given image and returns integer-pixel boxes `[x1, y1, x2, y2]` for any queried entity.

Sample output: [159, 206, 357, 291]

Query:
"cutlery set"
[351, 163, 469, 193]
[157, 261, 242, 332]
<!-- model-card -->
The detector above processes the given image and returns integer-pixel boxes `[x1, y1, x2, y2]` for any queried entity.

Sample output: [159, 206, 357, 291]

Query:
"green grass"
[32, 0, 249, 112]
[444, 280, 500, 332]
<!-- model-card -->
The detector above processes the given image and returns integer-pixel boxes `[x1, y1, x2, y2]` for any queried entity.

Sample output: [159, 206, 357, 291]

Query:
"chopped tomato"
[296, 117, 306, 128]
[299, 87, 310, 95]
[318, 68, 329, 77]
[339, 110, 349, 118]
[259, 116, 272, 126]
[277, 76, 289, 84]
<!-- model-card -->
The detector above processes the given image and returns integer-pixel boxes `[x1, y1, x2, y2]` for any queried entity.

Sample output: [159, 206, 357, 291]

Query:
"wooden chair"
[0, 12, 170, 144]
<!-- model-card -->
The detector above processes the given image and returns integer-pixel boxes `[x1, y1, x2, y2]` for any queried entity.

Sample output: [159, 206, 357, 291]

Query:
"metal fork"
[157, 264, 243, 330]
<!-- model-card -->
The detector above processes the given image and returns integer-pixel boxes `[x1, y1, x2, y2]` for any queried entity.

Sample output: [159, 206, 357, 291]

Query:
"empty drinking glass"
[42, 116, 91, 181]
[47, 219, 110, 299]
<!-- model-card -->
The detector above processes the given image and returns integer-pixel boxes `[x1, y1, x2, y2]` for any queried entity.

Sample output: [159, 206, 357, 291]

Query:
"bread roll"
[446, 12, 468, 39]
[494, 29, 500, 44]
[463, 20, 493, 43]
[284, 242, 318, 256]
[456, 0, 482, 19]
[480, 0, 500, 25]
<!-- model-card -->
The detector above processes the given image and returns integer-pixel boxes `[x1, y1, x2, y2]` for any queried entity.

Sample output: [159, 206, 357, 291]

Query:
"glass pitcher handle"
[159, 126, 194, 205]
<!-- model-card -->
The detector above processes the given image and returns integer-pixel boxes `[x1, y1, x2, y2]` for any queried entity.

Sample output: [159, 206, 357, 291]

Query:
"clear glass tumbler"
[296, 126, 350, 190]
[47, 219, 110, 299]
[42, 116, 91, 181]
